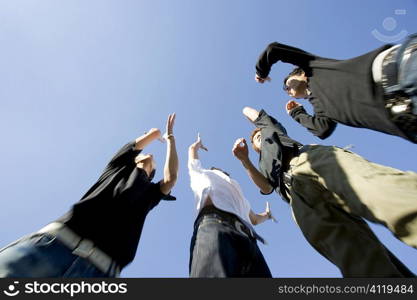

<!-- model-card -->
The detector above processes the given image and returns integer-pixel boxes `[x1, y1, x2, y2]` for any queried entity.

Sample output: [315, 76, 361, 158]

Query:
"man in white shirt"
[188, 134, 274, 278]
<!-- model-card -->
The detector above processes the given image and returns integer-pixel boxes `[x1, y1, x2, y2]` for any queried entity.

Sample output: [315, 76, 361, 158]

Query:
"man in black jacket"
[0, 114, 178, 278]
[255, 34, 417, 143]
[233, 107, 417, 277]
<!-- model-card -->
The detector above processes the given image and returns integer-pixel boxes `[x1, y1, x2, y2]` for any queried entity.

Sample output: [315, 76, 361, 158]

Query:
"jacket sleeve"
[254, 109, 288, 135]
[256, 42, 315, 78]
[290, 106, 337, 139]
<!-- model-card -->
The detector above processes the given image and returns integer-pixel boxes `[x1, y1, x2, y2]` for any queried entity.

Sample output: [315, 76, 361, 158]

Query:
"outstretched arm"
[255, 42, 314, 81]
[160, 114, 179, 195]
[135, 128, 162, 150]
[243, 106, 260, 123]
[188, 133, 208, 161]
[244, 106, 289, 136]
[102, 129, 161, 173]
[290, 106, 337, 139]
[232, 138, 273, 194]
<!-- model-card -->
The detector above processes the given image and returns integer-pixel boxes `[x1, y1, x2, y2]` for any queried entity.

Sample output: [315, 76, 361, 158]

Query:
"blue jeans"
[398, 33, 417, 98]
[387, 34, 417, 142]
[0, 234, 118, 278]
[399, 34, 417, 119]
[189, 213, 272, 278]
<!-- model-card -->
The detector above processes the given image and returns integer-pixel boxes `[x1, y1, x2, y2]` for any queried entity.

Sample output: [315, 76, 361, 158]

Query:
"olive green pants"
[287, 145, 417, 277]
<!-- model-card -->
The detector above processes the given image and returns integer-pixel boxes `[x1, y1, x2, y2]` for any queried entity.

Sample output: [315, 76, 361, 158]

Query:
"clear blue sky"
[0, 0, 416, 277]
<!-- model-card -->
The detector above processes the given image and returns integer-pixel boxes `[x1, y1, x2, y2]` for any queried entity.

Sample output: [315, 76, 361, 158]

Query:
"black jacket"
[254, 109, 302, 201]
[256, 42, 410, 141]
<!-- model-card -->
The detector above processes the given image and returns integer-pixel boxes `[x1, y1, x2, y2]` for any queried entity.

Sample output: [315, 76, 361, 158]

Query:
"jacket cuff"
[289, 105, 306, 118]
[255, 70, 269, 80]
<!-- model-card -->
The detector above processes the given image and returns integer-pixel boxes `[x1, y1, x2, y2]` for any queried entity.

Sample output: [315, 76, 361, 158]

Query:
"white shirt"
[188, 158, 252, 224]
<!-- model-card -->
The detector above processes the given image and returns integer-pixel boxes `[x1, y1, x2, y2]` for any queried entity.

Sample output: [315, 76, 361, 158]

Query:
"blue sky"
[0, 0, 416, 277]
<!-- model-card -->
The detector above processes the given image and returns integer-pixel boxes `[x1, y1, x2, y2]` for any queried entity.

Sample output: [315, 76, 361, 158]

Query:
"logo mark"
[3, 281, 20, 297]
[372, 9, 408, 43]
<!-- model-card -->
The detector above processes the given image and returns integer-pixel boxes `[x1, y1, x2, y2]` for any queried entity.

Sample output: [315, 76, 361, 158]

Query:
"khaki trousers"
[287, 145, 417, 277]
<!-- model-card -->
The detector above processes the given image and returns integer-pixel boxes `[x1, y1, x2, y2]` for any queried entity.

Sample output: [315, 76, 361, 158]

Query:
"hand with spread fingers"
[164, 113, 176, 141]
[159, 112, 179, 195]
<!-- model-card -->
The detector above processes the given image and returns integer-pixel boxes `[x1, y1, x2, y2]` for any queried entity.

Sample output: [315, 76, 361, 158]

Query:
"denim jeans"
[189, 214, 272, 278]
[398, 33, 417, 97]
[393, 34, 417, 142]
[0, 234, 118, 278]
[381, 34, 417, 142]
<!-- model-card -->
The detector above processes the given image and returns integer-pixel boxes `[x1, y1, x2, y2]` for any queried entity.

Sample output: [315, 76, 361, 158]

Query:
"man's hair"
[283, 67, 305, 91]
[250, 127, 262, 153]
[210, 167, 230, 177]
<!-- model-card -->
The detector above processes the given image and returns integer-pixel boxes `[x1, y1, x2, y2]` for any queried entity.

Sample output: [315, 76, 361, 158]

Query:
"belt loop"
[109, 261, 117, 277]
[114, 265, 121, 277]
[234, 220, 251, 239]
[72, 239, 94, 258]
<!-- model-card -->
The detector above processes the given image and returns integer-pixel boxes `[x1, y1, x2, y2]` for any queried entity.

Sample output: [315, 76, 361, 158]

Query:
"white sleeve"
[188, 158, 209, 209]
[188, 158, 205, 192]
[188, 158, 204, 174]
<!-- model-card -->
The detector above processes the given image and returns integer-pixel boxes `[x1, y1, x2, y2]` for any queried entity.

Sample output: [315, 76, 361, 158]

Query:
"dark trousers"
[189, 208, 272, 278]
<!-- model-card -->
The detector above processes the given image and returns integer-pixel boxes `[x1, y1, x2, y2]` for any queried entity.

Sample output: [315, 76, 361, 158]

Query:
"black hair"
[283, 67, 305, 91]
[210, 167, 230, 177]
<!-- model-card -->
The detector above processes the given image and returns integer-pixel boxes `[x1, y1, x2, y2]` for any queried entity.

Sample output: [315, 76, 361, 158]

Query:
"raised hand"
[232, 138, 249, 161]
[158, 113, 176, 142]
[166, 113, 176, 136]
[145, 128, 161, 139]
[160, 113, 178, 195]
[136, 128, 162, 150]
[266, 201, 277, 223]
[190, 133, 208, 151]
[197, 133, 208, 151]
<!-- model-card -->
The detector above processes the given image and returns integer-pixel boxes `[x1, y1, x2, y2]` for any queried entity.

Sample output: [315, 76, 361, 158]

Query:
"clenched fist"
[286, 100, 301, 114]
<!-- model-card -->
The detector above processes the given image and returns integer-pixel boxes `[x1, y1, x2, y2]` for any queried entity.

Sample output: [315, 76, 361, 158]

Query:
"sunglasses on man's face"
[283, 81, 290, 92]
